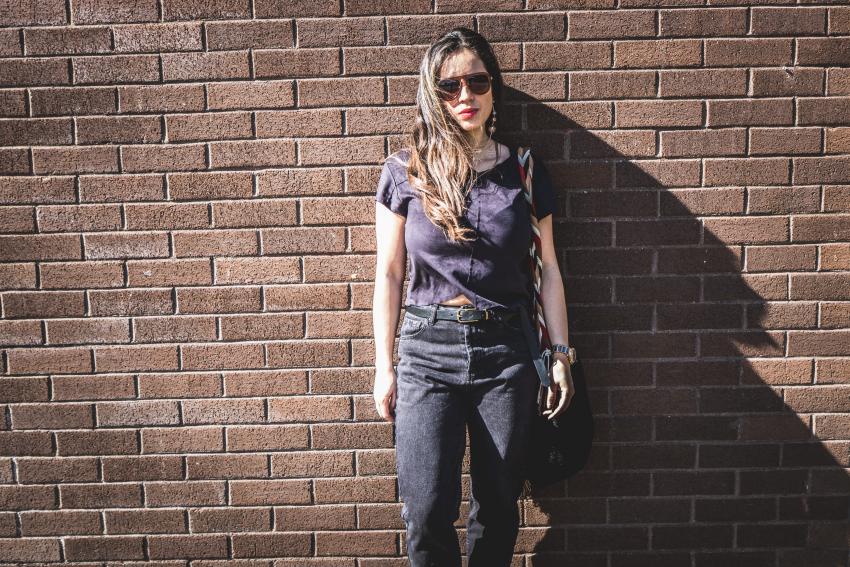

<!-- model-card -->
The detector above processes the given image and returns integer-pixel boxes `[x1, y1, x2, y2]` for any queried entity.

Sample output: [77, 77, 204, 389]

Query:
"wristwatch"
[550, 343, 577, 365]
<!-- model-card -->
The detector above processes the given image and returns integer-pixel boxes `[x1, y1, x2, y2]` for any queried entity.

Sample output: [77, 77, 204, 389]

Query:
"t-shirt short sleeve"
[375, 159, 409, 217]
[531, 153, 557, 220]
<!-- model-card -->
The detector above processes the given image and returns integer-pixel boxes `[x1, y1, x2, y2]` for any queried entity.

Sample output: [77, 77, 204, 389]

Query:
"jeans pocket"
[399, 312, 428, 340]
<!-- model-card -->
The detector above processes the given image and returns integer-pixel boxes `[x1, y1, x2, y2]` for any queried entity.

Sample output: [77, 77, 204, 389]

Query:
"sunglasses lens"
[468, 74, 490, 94]
[437, 80, 460, 100]
[436, 74, 491, 100]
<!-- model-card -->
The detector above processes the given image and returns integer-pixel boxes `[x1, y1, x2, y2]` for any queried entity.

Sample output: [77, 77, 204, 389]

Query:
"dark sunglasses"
[435, 72, 492, 102]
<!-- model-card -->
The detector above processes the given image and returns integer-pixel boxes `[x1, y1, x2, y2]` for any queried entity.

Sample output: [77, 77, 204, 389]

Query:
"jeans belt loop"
[428, 304, 438, 325]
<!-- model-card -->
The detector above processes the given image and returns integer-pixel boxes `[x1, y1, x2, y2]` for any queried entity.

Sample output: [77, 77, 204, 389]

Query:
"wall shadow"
[447, 89, 850, 567]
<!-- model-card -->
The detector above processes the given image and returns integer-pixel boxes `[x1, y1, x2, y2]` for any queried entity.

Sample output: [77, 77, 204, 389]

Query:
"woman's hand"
[541, 357, 574, 420]
[374, 366, 398, 423]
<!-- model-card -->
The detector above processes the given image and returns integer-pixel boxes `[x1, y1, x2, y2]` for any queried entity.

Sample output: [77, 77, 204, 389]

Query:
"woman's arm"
[535, 213, 575, 417]
[537, 215, 570, 351]
[373, 204, 407, 372]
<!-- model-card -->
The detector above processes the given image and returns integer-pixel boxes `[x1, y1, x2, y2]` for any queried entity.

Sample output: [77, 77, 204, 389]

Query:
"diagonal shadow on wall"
[438, 89, 850, 567]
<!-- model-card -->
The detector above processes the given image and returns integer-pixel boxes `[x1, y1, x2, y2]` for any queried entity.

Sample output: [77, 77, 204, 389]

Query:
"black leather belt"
[404, 303, 520, 324]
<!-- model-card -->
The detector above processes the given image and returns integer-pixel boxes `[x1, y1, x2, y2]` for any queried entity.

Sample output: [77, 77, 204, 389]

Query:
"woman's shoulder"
[382, 148, 414, 189]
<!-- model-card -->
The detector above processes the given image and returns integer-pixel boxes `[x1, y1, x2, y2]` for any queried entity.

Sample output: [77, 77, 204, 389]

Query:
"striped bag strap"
[516, 146, 553, 369]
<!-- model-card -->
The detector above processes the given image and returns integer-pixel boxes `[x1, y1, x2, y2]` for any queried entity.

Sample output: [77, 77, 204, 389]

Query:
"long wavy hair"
[394, 27, 506, 243]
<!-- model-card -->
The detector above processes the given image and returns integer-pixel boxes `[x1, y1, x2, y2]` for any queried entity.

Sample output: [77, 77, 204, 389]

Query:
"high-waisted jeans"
[394, 303, 539, 567]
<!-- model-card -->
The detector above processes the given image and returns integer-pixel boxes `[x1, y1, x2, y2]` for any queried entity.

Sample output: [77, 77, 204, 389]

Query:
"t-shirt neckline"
[472, 143, 515, 176]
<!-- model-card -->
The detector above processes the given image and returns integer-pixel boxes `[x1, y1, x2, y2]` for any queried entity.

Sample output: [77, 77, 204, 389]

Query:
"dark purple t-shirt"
[375, 144, 557, 311]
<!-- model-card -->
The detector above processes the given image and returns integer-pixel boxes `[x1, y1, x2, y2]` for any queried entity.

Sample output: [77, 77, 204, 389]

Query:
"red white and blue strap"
[516, 146, 552, 370]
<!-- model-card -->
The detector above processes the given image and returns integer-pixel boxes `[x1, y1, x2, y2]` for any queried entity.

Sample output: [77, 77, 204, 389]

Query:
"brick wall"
[1, 1, 849, 564]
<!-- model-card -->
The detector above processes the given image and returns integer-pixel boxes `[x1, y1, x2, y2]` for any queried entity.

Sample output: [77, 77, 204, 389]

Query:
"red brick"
[89, 288, 174, 316]
[0, 206, 35, 233]
[3, 290, 86, 318]
[47, 318, 130, 345]
[37, 204, 122, 232]
[571, 70, 655, 100]
[187, 506, 268, 532]
[122, 143, 206, 173]
[262, 228, 346, 254]
[0, 431, 53, 458]
[0, 57, 70, 87]
[24, 27, 111, 55]
[72, 0, 157, 23]
[185, 454, 267, 478]
[269, 395, 350, 422]
[0, 89, 27, 116]
[118, 84, 205, 113]
[141, 425, 224, 453]
[207, 80, 295, 110]
[73, 54, 160, 84]
[173, 229, 258, 257]
[272, 451, 354, 478]
[257, 167, 343, 197]
[265, 284, 349, 311]
[0, 176, 75, 204]
[79, 174, 165, 202]
[0, 234, 81, 261]
[231, 532, 312, 558]
[165, 111, 252, 142]
[112, 22, 202, 52]
[0, 320, 42, 347]
[222, 370, 306, 397]
[101, 455, 183, 481]
[207, 19, 293, 50]
[209, 139, 296, 169]
[167, 171, 254, 200]
[63, 535, 145, 560]
[705, 38, 792, 67]
[297, 77, 384, 107]
[56, 429, 141, 460]
[76, 115, 162, 144]
[94, 345, 180, 372]
[176, 286, 262, 314]
[297, 17, 381, 48]
[0, 263, 37, 289]
[255, 0, 340, 18]
[96, 400, 180, 426]
[147, 534, 228, 559]
[32, 145, 119, 175]
[104, 508, 186, 534]
[569, 10, 656, 40]
[31, 85, 117, 116]
[212, 199, 296, 227]
[138, 371, 221, 398]
[2, 0, 67, 25]
[181, 343, 265, 371]
[161, 0, 250, 20]
[133, 315, 217, 342]
[7, 347, 93, 375]
[0, 117, 73, 145]
[219, 313, 302, 340]
[84, 232, 170, 259]
[11, 403, 94, 429]
[124, 202, 210, 230]
[230, 479, 311, 505]
[126, 258, 212, 287]
[214, 256, 300, 284]
[254, 48, 340, 79]
[161, 51, 250, 81]
[227, 425, 308, 451]
[39, 261, 124, 289]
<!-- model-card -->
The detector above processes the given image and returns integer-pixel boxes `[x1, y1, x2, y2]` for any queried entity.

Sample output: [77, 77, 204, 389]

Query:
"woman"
[371, 27, 575, 567]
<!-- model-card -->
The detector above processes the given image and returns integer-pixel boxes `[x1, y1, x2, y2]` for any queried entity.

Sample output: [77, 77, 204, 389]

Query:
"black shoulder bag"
[515, 146, 595, 497]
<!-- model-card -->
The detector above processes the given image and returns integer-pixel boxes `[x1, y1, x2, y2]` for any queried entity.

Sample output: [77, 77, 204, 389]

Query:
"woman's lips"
[459, 108, 478, 118]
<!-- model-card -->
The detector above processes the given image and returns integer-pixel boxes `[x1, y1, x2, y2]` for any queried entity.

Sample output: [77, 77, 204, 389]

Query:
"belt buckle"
[455, 304, 482, 323]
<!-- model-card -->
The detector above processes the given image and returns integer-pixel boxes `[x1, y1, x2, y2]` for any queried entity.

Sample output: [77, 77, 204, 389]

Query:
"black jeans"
[394, 304, 539, 567]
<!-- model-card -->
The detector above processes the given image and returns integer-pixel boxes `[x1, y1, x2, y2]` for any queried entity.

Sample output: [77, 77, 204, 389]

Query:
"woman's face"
[437, 48, 493, 136]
